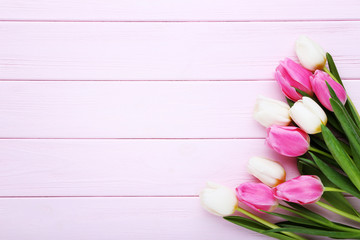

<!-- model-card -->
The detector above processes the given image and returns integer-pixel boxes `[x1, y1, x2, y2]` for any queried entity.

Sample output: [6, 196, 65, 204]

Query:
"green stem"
[323, 67, 338, 82]
[316, 201, 360, 223]
[236, 207, 306, 240]
[348, 97, 360, 124]
[279, 204, 360, 233]
[324, 67, 360, 128]
[323, 187, 345, 193]
[309, 146, 334, 159]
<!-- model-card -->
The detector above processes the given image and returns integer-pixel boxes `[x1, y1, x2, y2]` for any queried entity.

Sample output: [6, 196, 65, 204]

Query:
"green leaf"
[297, 157, 318, 169]
[266, 227, 360, 238]
[326, 52, 343, 85]
[295, 88, 311, 98]
[325, 111, 345, 134]
[322, 191, 360, 217]
[346, 99, 360, 129]
[310, 152, 360, 198]
[223, 216, 296, 240]
[284, 203, 334, 227]
[265, 212, 323, 228]
[321, 124, 360, 192]
[297, 156, 360, 215]
[327, 82, 360, 138]
[286, 98, 294, 107]
[326, 53, 360, 128]
[309, 135, 329, 152]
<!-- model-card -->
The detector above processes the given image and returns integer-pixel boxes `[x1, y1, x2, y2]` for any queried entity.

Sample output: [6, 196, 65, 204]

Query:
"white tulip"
[247, 157, 286, 187]
[253, 96, 291, 128]
[199, 182, 238, 216]
[295, 35, 326, 71]
[290, 97, 327, 134]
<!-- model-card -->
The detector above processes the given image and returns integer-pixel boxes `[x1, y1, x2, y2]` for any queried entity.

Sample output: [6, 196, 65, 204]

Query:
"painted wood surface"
[0, 0, 360, 21]
[1, 22, 360, 80]
[0, 139, 300, 196]
[0, 197, 358, 240]
[0, 80, 358, 138]
[0, 197, 293, 240]
[1, 1, 360, 239]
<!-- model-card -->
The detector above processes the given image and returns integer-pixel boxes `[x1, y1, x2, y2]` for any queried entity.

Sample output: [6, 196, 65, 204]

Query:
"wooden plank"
[0, 0, 359, 21]
[0, 81, 282, 138]
[0, 197, 358, 240]
[0, 80, 277, 138]
[0, 139, 299, 196]
[1, 22, 360, 80]
[0, 80, 359, 139]
[0, 197, 271, 240]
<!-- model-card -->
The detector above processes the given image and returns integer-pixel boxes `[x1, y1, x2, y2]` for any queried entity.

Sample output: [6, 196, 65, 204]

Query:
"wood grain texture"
[0, 197, 358, 240]
[0, 197, 273, 240]
[1, 21, 360, 80]
[0, 80, 359, 138]
[0, 0, 360, 21]
[0, 139, 299, 196]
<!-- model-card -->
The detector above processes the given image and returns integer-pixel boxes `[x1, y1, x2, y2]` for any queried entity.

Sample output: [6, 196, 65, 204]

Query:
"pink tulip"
[275, 58, 313, 101]
[235, 182, 278, 212]
[310, 70, 347, 111]
[266, 125, 310, 157]
[274, 175, 324, 204]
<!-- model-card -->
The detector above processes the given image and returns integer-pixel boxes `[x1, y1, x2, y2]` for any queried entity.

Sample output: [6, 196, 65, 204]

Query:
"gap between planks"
[1, 19, 360, 23]
[0, 195, 198, 198]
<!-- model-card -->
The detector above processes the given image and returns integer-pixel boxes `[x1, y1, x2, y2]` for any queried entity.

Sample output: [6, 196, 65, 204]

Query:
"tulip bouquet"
[200, 36, 360, 239]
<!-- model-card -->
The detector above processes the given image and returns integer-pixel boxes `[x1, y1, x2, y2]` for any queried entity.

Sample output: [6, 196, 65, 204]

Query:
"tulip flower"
[247, 156, 286, 187]
[200, 182, 238, 216]
[236, 182, 278, 212]
[295, 35, 326, 71]
[266, 125, 310, 157]
[290, 97, 327, 134]
[274, 175, 324, 204]
[253, 96, 291, 128]
[275, 58, 313, 101]
[310, 70, 347, 111]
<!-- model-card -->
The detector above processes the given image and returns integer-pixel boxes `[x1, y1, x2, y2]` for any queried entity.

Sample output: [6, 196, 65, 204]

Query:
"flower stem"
[308, 146, 334, 159]
[236, 207, 307, 240]
[324, 67, 360, 128]
[323, 67, 338, 82]
[316, 201, 360, 223]
[279, 204, 360, 233]
[323, 187, 345, 193]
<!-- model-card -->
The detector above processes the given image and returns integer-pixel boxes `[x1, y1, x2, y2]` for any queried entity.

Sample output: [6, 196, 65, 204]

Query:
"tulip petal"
[247, 156, 286, 187]
[275, 68, 302, 101]
[266, 126, 310, 157]
[236, 182, 278, 212]
[289, 97, 327, 134]
[200, 182, 238, 216]
[295, 36, 326, 71]
[280, 58, 313, 94]
[310, 70, 347, 111]
[253, 96, 291, 127]
[274, 175, 324, 204]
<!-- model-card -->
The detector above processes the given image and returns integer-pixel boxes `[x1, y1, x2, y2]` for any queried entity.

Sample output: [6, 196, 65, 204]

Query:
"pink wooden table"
[0, 1, 360, 239]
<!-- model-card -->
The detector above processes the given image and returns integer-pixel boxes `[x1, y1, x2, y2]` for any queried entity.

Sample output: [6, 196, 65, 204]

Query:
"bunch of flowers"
[200, 36, 360, 239]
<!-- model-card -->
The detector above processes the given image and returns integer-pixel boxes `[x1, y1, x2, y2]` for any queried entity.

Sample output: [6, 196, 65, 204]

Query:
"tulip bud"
[310, 70, 347, 111]
[295, 35, 326, 71]
[253, 96, 291, 128]
[274, 175, 324, 204]
[275, 58, 313, 101]
[266, 125, 310, 157]
[236, 182, 278, 212]
[290, 97, 327, 134]
[247, 157, 286, 187]
[200, 182, 238, 216]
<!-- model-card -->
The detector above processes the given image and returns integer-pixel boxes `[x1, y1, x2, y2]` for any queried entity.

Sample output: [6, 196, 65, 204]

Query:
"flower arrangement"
[200, 36, 360, 239]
